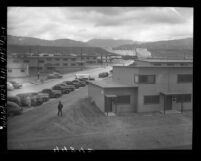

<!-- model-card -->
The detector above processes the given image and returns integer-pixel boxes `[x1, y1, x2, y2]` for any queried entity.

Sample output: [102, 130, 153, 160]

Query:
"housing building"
[88, 58, 193, 114]
[7, 55, 29, 78]
[8, 53, 100, 75]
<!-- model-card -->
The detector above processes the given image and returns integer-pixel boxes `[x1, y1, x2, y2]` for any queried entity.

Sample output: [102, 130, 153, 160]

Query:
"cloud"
[7, 7, 193, 42]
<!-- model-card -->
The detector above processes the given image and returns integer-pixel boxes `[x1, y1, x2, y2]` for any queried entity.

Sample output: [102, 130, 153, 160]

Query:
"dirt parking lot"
[7, 87, 192, 150]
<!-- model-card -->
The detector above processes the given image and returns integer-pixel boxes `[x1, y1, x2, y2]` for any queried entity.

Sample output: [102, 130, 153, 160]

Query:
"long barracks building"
[88, 58, 193, 114]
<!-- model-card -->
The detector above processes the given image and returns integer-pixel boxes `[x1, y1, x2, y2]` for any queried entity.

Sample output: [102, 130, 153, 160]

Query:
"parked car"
[61, 83, 75, 91]
[47, 73, 63, 79]
[37, 93, 50, 102]
[63, 81, 79, 88]
[8, 81, 22, 89]
[72, 79, 86, 87]
[40, 89, 62, 98]
[52, 85, 70, 94]
[16, 93, 43, 107]
[98, 72, 109, 78]
[7, 82, 14, 91]
[7, 95, 21, 106]
[7, 101, 23, 116]
[89, 76, 95, 81]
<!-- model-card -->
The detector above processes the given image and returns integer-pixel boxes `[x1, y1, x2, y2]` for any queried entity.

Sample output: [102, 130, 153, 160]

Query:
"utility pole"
[37, 48, 40, 80]
[80, 47, 83, 71]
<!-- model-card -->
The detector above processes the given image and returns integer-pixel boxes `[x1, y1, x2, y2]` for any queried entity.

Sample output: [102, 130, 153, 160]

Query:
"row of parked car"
[7, 81, 23, 91]
[7, 77, 93, 116]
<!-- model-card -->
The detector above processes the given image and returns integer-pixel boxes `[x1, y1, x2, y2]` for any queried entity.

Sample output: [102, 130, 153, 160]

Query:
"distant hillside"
[113, 38, 193, 50]
[7, 35, 89, 47]
[7, 44, 117, 56]
[113, 38, 193, 58]
[87, 39, 139, 48]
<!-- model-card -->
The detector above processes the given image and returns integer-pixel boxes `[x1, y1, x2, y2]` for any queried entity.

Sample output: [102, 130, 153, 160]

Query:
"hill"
[7, 35, 89, 47]
[113, 38, 193, 50]
[87, 39, 139, 48]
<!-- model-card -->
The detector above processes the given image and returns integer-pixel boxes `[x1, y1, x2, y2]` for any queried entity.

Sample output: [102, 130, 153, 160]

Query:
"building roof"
[89, 78, 136, 88]
[136, 58, 193, 63]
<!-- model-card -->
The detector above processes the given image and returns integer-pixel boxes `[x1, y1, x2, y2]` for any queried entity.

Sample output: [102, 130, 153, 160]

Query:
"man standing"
[58, 101, 63, 117]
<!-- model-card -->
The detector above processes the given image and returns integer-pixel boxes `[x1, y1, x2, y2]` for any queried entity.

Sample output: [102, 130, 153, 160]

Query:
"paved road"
[8, 65, 112, 96]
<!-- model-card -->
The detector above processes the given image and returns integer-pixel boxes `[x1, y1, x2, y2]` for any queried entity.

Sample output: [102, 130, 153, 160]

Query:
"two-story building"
[88, 58, 193, 114]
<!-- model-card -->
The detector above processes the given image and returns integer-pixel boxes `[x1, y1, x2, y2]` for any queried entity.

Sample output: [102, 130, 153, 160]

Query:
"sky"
[7, 7, 193, 42]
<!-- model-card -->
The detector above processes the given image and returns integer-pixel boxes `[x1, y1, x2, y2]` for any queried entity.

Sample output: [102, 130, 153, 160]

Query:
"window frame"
[138, 75, 156, 84]
[115, 95, 131, 104]
[177, 74, 192, 83]
[144, 95, 160, 105]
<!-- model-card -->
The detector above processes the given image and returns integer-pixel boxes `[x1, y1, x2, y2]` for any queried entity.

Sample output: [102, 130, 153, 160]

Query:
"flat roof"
[160, 91, 192, 95]
[136, 59, 193, 63]
[89, 78, 136, 88]
[113, 65, 193, 68]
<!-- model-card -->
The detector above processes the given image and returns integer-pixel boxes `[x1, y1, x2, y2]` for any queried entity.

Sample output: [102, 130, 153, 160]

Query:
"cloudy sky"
[8, 7, 193, 42]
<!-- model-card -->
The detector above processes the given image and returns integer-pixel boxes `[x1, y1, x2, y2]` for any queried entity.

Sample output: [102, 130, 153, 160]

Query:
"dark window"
[71, 63, 75, 66]
[64, 58, 68, 61]
[71, 58, 76, 61]
[39, 60, 44, 63]
[46, 58, 52, 61]
[139, 75, 155, 84]
[20, 69, 25, 72]
[180, 63, 187, 66]
[167, 63, 175, 66]
[176, 94, 191, 103]
[23, 60, 29, 63]
[153, 63, 161, 66]
[55, 63, 60, 66]
[144, 95, 160, 105]
[116, 95, 130, 104]
[8, 69, 12, 72]
[177, 74, 192, 83]
[55, 58, 60, 61]
[63, 63, 68, 66]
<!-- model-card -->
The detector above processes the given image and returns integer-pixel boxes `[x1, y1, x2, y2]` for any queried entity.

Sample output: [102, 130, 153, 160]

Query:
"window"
[180, 63, 187, 66]
[55, 63, 60, 66]
[177, 74, 192, 83]
[55, 58, 60, 61]
[116, 95, 130, 104]
[134, 75, 139, 83]
[63, 63, 68, 66]
[167, 63, 175, 66]
[71, 63, 75, 66]
[20, 69, 25, 72]
[64, 58, 68, 61]
[139, 75, 155, 84]
[23, 60, 29, 63]
[144, 95, 160, 105]
[46, 58, 52, 61]
[71, 58, 76, 61]
[8, 69, 12, 72]
[39, 60, 44, 63]
[153, 63, 161, 66]
[176, 94, 191, 103]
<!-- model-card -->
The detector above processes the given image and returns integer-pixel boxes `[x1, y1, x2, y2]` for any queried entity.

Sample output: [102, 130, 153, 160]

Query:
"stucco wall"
[104, 87, 137, 113]
[137, 67, 192, 112]
[88, 84, 105, 112]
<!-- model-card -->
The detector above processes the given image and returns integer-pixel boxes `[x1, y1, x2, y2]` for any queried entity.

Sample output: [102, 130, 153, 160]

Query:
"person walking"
[57, 101, 63, 117]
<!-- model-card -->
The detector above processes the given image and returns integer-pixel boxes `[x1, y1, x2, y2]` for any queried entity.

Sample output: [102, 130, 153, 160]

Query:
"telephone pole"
[80, 47, 83, 71]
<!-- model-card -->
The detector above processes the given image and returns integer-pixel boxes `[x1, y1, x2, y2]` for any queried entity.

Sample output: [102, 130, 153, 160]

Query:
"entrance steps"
[104, 112, 116, 117]
[161, 110, 182, 114]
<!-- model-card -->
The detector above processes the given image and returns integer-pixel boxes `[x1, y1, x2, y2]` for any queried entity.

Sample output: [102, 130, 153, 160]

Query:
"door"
[165, 95, 172, 110]
[105, 97, 112, 112]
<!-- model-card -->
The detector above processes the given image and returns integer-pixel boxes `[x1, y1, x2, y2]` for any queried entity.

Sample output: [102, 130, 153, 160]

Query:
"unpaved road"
[7, 85, 192, 150]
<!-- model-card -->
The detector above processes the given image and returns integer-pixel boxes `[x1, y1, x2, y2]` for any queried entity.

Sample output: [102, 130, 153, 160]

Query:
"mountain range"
[7, 35, 193, 57]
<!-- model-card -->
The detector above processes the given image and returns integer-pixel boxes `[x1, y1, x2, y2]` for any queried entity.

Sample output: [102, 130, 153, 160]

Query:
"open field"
[7, 86, 192, 150]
